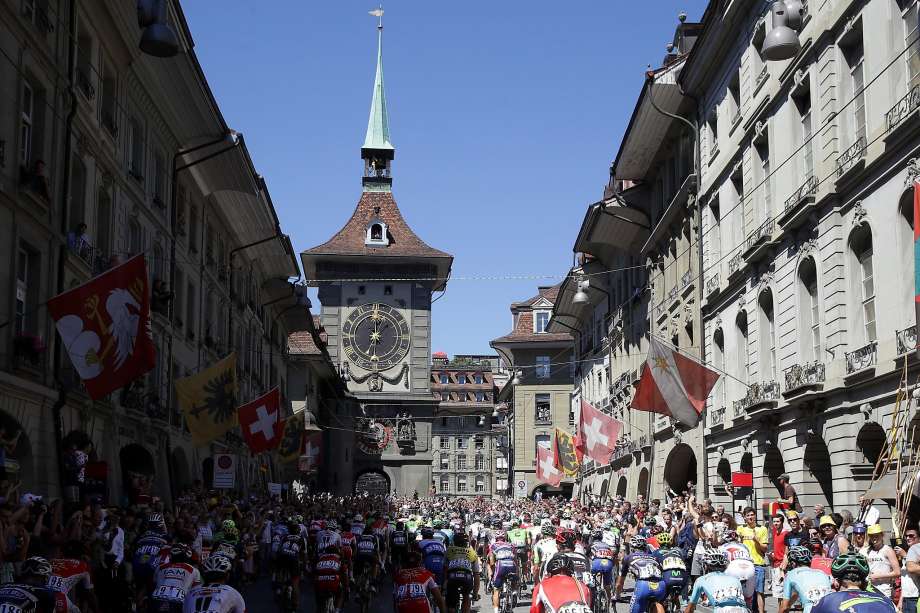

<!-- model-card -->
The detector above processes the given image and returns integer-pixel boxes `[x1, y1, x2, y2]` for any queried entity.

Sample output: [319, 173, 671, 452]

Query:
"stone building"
[430, 352, 501, 497]
[0, 0, 307, 504]
[683, 0, 920, 522]
[491, 285, 574, 498]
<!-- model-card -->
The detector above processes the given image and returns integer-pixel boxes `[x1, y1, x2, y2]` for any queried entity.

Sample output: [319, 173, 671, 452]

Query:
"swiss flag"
[576, 399, 622, 464]
[631, 337, 720, 427]
[536, 443, 561, 487]
[47, 254, 155, 400]
[238, 388, 282, 454]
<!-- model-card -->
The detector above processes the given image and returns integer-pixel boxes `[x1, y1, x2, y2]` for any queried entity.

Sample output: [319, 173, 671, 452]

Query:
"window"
[474, 373, 483, 384]
[128, 219, 142, 255]
[707, 112, 718, 159]
[69, 155, 87, 233]
[440, 475, 449, 493]
[535, 355, 551, 379]
[728, 71, 741, 125]
[128, 117, 144, 179]
[457, 455, 467, 470]
[904, 1, 920, 89]
[736, 310, 749, 384]
[475, 391, 484, 402]
[15, 248, 29, 334]
[795, 89, 814, 183]
[440, 392, 449, 401]
[153, 151, 165, 206]
[189, 204, 199, 252]
[384, 285, 392, 295]
[96, 191, 112, 255]
[439, 453, 449, 470]
[759, 290, 776, 380]
[799, 258, 821, 362]
[535, 311, 550, 333]
[851, 227, 876, 343]
[535, 434, 551, 463]
[475, 476, 485, 493]
[713, 328, 725, 406]
[101, 66, 117, 136]
[496, 455, 508, 470]
[475, 436, 484, 450]
[842, 33, 866, 146]
[186, 281, 196, 339]
[458, 374, 467, 384]
[496, 478, 508, 492]
[535, 393, 551, 424]
[708, 197, 722, 264]
[457, 475, 467, 493]
[20, 82, 33, 165]
[439, 373, 448, 384]
[439, 437, 449, 450]
[756, 139, 771, 220]
[456, 437, 467, 449]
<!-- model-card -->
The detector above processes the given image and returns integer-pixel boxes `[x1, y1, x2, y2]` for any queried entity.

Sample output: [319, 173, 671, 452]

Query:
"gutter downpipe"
[646, 73, 704, 498]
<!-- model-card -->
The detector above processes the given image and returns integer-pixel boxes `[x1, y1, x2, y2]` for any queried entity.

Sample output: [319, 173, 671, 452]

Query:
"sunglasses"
[907, 534, 919, 539]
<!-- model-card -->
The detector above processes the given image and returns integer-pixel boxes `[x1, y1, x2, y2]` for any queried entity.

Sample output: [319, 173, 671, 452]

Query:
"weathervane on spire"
[369, 5, 384, 30]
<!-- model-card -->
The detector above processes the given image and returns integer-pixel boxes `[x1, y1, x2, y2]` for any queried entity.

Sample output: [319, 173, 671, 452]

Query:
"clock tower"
[301, 14, 452, 496]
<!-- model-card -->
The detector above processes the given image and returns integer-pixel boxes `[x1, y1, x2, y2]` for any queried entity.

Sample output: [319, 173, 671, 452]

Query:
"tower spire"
[362, 6, 393, 153]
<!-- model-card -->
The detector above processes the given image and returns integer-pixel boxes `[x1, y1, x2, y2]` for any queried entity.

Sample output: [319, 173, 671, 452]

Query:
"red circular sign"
[217, 455, 233, 469]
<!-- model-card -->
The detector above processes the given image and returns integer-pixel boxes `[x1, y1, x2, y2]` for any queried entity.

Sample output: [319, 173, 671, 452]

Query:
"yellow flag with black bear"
[278, 412, 305, 464]
[176, 353, 239, 447]
[552, 427, 582, 477]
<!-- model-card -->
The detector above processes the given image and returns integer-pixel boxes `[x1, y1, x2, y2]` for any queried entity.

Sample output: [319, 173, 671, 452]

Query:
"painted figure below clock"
[342, 302, 411, 371]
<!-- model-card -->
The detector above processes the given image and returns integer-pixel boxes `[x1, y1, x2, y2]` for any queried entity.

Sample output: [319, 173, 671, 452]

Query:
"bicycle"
[353, 564, 374, 613]
[592, 572, 611, 613]
[272, 564, 298, 613]
[498, 575, 519, 613]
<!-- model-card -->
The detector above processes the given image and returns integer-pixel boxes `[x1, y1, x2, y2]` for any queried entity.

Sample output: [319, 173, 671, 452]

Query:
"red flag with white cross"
[536, 443, 562, 487]
[47, 254, 156, 400]
[576, 399, 622, 464]
[238, 388, 282, 454]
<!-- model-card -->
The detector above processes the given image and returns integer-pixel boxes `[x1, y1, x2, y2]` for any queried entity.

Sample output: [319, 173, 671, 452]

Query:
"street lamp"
[761, 1, 805, 61]
[573, 278, 590, 304]
[511, 370, 522, 385]
[137, 0, 179, 58]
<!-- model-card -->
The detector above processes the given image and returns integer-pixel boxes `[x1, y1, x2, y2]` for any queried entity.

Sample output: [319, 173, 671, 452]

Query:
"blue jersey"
[590, 541, 616, 560]
[132, 533, 167, 570]
[812, 590, 897, 613]
[783, 567, 833, 613]
[434, 529, 454, 546]
[419, 538, 447, 576]
[689, 572, 747, 611]
[621, 551, 663, 582]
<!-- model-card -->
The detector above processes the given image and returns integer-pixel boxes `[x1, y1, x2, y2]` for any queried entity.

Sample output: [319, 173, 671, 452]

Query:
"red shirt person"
[393, 551, 447, 613]
[531, 554, 592, 613]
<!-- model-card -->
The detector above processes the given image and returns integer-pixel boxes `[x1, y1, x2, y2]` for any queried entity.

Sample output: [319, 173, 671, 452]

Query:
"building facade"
[0, 0, 308, 504]
[301, 21, 452, 496]
[430, 352, 501, 497]
[681, 0, 920, 522]
[492, 285, 574, 498]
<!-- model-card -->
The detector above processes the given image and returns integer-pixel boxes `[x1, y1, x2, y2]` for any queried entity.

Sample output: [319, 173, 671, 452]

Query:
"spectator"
[865, 524, 899, 598]
[851, 522, 868, 555]
[769, 512, 789, 604]
[738, 507, 769, 613]
[819, 515, 849, 558]
[783, 511, 808, 550]
[901, 526, 920, 613]
[776, 474, 802, 513]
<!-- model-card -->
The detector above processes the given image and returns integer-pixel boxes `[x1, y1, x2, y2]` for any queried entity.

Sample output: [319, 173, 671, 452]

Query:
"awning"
[574, 197, 651, 266]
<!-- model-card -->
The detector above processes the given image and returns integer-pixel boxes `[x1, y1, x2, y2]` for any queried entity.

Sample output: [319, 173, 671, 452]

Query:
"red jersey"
[530, 575, 592, 613]
[49, 558, 93, 596]
[314, 553, 344, 593]
[393, 568, 438, 613]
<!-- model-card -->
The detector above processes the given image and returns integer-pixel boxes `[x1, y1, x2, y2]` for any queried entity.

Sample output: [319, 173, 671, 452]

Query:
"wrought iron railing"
[886, 83, 920, 134]
[755, 65, 769, 91]
[845, 340, 878, 374]
[745, 218, 774, 251]
[610, 371, 631, 399]
[706, 273, 720, 295]
[897, 325, 918, 356]
[835, 136, 866, 177]
[732, 380, 780, 414]
[728, 251, 743, 275]
[784, 174, 818, 213]
[681, 270, 693, 289]
[667, 285, 679, 304]
[784, 360, 825, 391]
[709, 406, 726, 426]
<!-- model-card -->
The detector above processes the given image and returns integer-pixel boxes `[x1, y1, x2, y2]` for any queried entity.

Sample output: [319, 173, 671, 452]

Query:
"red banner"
[47, 255, 155, 399]
[731, 472, 753, 488]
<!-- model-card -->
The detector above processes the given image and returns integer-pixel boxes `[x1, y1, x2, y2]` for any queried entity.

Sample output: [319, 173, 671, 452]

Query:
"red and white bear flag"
[536, 443, 562, 487]
[576, 399, 622, 465]
[631, 337, 720, 428]
[47, 254, 156, 400]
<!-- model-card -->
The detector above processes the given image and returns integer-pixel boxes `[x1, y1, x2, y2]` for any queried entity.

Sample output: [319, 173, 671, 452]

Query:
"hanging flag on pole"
[913, 181, 920, 356]
[47, 254, 156, 400]
[176, 354, 239, 446]
[552, 428, 582, 477]
[576, 399, 622, 464]
[278, 412, 305, 464]
[536, 443, 562, 487]
[238, 388, 282, 454]
[632, 337, 720, 428]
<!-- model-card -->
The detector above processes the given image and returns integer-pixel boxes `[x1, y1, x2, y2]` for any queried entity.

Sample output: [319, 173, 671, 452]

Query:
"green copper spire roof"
[362, 19, 393, 152]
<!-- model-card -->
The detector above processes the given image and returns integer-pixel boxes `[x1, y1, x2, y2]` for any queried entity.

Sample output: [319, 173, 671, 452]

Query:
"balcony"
[779, 174, 818, 228]
[709, 406, 726, 428]
[611, 439, 637, 464]
[742, 218, 774, 263]
[783, 360, 825, 395]
[897, 325, 917, 357]
[835, 136, 866, 179]
[610, 371, 631, 401]
[845, 341, 878, 376]
[667, 285, 679, 306]
[705, 273, 721, 298]
[886, 84, 920, 138]
[732, 380, 780, 415]
[728, 251, 744, 277]
[754, 65, 769, 95]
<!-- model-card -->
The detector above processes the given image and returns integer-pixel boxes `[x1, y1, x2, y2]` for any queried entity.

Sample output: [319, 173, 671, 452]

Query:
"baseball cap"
[819, 515, 837, 527]
[866, 524, 883, 535]
[785, 510, 799, 519]
[851, 521, 867, 534]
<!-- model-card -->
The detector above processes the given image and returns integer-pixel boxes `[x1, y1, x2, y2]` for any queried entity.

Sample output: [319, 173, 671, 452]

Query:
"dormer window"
[365, 219, 389, 246]
[534, 310, 550, 333]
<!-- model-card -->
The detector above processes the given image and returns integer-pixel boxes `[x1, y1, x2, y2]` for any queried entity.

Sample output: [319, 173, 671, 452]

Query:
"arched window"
[735, 309, 749, 386]
[713, 327, 725, 407]
[850, 226, 876, 343]
[759, 290, 776, 380]
[898, 189, 914, 326]
[365, 219, 389, 246]
[370, 223, 383, 240]
[798, 258, 820, 362]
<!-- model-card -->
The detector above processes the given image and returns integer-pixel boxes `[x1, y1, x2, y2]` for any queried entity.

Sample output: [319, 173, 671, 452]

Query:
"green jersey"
[508, 528, 528, 548]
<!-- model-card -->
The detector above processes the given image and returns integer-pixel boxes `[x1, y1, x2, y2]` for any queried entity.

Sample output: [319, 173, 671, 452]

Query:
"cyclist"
[150, 543, 200, 612]
[132, 514, 169, 605]
[589, 529, 617, 606]
[615, 534, 666, 613]
[658, 533, 688, 613]
[685, 548, 747, 613]
[182, 555, 246, 613]
[508, 520, 531, 585]
[444, 532, 480, 613]
[556, 528, 593, 588]
[778, 545, 832, 613]
[489, 531, 520, 613]
[434, 518, 454, 547]
[49, 540, 99, 613]
[276, 519, 307, 604]
[391, 521, 410, 571]
[419, 526, 448, 585]
[314, 543, 348, 613]
[532, 523, 558, 581]
[351, 513, 366, 536]
[811, 552, 897, 613]
[720, 530, 756, 608]
[356, 525, 383, 589]
[0, 557, 63, 612]
[394, 550, 448, 613]
[530, 554, 592, 613]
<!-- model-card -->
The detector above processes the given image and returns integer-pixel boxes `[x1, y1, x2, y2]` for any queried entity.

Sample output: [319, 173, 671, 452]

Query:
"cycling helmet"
[353, 514, 363, 522]
[420, 527, 434, 539]
[562, 510, 572, 519]
[454, 533, 468, 547]
[494, 531, 508, 542]
[603, 520, 614, 530]
[20, 557, 52, 579]
[147, 513, 166, 534]
[541, 523, 556, 537]
[656, 532, 672, 547]
[644, 516, 657, 527]
[629, 534, 648, 551]
[223, 525, 240, 541]
[591, 529, 604, 540]
[786, 545, 813, 568]
[433, 519, 444, 529]
[170, 543, 193, 563]
[490, 518, 502, 529]
[724, 530, 739, 543]
[545, 553, 575, 577]
[556, 528, 577, 549]
[203, 554, 233, 576]
[831, 552, 870, 583]
[221, 519, 236, 532]
[701, 548, 727, 571]
[295, 514, 304, 524]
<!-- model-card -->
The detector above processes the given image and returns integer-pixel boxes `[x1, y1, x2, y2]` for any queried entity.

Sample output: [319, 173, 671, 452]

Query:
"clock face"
[342, 302, 411, 371]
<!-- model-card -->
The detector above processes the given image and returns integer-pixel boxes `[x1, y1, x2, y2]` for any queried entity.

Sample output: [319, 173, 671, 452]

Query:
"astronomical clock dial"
[342, 302, 411, 371]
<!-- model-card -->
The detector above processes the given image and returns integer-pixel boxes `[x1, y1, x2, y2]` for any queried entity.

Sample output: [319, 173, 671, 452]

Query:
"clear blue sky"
[183, 2, 706, 356]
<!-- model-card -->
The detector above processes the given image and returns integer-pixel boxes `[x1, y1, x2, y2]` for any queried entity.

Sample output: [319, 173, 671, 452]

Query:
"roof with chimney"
[491, 283, 572, 344]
